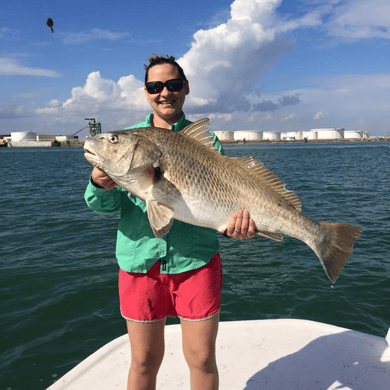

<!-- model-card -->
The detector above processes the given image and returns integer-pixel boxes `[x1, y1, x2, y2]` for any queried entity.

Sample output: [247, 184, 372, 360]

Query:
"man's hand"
[91, 167, 117, 191]
[225, 210, 256, 239]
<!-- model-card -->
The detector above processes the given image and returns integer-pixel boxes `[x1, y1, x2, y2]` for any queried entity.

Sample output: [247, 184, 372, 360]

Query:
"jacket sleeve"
[209, 129, 225, 155]
[84, 180, 123, 214]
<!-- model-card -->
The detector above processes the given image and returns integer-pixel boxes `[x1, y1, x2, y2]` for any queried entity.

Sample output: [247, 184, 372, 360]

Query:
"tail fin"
[311, 222, 362, 283]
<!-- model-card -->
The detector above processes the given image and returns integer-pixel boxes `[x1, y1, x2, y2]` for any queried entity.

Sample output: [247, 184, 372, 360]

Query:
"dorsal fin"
[232, 156, 302, 211]
[181, 119, 217, 150]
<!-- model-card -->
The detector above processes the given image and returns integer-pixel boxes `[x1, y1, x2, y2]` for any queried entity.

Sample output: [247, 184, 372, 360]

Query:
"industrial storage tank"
[234, 131, 263, 141]
[344, 131, 363, 139]
[11, 131, 37, 143]
[281, 132, 295, 140]
[310, 128, 344, 140]
[263, 132, 281, 140]
[214, 131, 234, 142]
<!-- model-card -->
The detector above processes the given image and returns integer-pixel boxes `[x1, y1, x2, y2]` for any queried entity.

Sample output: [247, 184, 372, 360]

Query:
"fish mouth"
[84, 148, 104, 169]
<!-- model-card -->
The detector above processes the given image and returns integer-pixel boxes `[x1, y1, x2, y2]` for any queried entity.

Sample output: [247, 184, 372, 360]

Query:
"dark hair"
[144, 54, 187, 84]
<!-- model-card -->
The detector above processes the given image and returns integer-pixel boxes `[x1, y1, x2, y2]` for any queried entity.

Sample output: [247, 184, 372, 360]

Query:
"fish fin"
[256, 231, 283, 241]
[146, 200, 174, 239]
[131, 164, 160, 190]
[181, 119, 217, 150]
[232, 156, 302, 212]
[310, 222, 362, 283]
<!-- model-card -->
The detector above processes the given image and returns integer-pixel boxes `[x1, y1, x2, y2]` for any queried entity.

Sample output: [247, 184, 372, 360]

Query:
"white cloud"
[36, 71, 147, 127]
[179, 0, 294, 113]
[282, 113, 297, 122]
[0, 57, 60, 77]
[0, 27, 20, 40]
[313, 111, 325, 120]
[328, 0, 390, 41]
[61, 28, 129, 44]
[0, 103, 30, 119]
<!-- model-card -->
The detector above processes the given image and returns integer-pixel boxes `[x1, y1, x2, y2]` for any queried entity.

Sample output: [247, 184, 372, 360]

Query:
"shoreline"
[220, 136, 390, 145]
[1, 137, 389, 148]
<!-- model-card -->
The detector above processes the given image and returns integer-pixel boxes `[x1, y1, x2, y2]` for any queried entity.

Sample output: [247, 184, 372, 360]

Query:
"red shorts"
[119, 253, 222, 322]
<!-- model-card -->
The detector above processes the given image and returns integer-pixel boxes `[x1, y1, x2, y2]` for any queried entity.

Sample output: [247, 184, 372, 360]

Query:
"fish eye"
[109, 135, 119, 144]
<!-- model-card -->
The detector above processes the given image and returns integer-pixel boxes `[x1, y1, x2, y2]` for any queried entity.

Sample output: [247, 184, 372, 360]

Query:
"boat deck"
[48, 319, 390, 389]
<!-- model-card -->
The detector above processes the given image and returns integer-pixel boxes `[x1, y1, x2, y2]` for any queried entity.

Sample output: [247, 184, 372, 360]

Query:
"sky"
[1, 0, 390, 136]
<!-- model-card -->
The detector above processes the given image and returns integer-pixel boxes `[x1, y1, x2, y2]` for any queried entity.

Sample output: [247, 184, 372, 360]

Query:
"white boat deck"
[48, 319, 390, 389]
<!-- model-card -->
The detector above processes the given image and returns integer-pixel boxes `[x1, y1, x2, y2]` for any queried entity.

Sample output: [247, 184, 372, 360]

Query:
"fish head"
[84, 131, 162, 184]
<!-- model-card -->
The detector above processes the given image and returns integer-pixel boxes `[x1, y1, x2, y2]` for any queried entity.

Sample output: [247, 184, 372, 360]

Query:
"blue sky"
[1, 0, 389, 136]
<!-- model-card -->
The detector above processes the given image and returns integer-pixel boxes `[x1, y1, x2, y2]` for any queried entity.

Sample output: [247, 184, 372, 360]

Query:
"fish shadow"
[242, 330, 390, 390]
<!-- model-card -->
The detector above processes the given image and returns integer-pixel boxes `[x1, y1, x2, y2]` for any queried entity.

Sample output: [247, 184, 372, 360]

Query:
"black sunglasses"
[145, 78, 186, 94]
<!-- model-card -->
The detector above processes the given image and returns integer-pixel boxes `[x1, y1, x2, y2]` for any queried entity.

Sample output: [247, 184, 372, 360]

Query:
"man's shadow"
[243, 330, 390, 389]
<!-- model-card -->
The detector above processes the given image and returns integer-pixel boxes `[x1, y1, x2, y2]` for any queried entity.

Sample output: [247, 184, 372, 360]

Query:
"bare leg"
[126, 318, 166, 390]
[181, 314, 219, 390]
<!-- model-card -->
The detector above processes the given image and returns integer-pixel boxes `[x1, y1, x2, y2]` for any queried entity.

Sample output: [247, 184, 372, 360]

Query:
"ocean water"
[0, 142, 389, 390]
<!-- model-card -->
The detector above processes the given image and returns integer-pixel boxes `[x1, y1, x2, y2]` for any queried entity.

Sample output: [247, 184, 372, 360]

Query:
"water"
[1, 142, 389, 390]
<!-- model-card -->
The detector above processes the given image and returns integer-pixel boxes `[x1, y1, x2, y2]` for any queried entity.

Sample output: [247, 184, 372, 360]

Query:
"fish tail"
[312, 222, 362, 283]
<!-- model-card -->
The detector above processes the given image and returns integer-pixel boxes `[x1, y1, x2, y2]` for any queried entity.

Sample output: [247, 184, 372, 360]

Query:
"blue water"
[1, 142, 389, 390]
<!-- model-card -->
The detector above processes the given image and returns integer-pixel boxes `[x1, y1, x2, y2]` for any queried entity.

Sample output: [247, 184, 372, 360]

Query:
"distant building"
[11, 131, 37, 143]
[213, 127, 370, 142]
[344, 130, 370, 139]
[214, 131, 234, 142]
[263, 132, 281, 140]
[310, 128, 344, 140]
[233, 131, 263, 141]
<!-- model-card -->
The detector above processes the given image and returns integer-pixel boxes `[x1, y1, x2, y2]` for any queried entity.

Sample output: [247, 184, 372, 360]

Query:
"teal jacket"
[84, 113, 223, 274]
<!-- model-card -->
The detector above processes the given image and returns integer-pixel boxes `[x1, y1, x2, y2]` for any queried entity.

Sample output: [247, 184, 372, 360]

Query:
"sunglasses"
[145, 78, 186, 94]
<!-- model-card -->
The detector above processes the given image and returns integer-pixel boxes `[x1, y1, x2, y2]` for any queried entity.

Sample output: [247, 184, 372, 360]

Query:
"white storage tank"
[295, 131, 304, 140]
[263, 132, 281, 140]
[246, 131, 263, 141]
[344, 131, 363, 139]
[214, 131, 234, 142]
[308, 131, 318, 140]
[310, 128, 344, 140]
[234, 131, 263, 141]
[11, 131, 37, 142]
[281, 132, 295, 140]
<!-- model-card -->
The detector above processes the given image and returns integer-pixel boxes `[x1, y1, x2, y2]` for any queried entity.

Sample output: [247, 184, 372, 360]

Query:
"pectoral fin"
[146, 200, 174, 239]
[130, 164, 157, 191]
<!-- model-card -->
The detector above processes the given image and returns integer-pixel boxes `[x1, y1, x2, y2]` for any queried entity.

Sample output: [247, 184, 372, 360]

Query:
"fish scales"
[84, 119, 362, 282]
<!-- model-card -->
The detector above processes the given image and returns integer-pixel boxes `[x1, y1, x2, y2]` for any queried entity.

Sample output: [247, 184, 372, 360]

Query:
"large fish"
[84, 119, 362, 283]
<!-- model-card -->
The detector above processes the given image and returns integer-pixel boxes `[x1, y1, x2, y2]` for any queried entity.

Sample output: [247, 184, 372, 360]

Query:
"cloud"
[0, 27, 20, 40]
[61, 28, 129, 44]
[0, 57, 60, 77]
[327, 0, 390, 41]
[313, 111, 325, 120]
[0, 103, 31, 119]
[282, 113, 297, 122]
[179, 0, 295, 113]
[36, 71, 147, 127]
